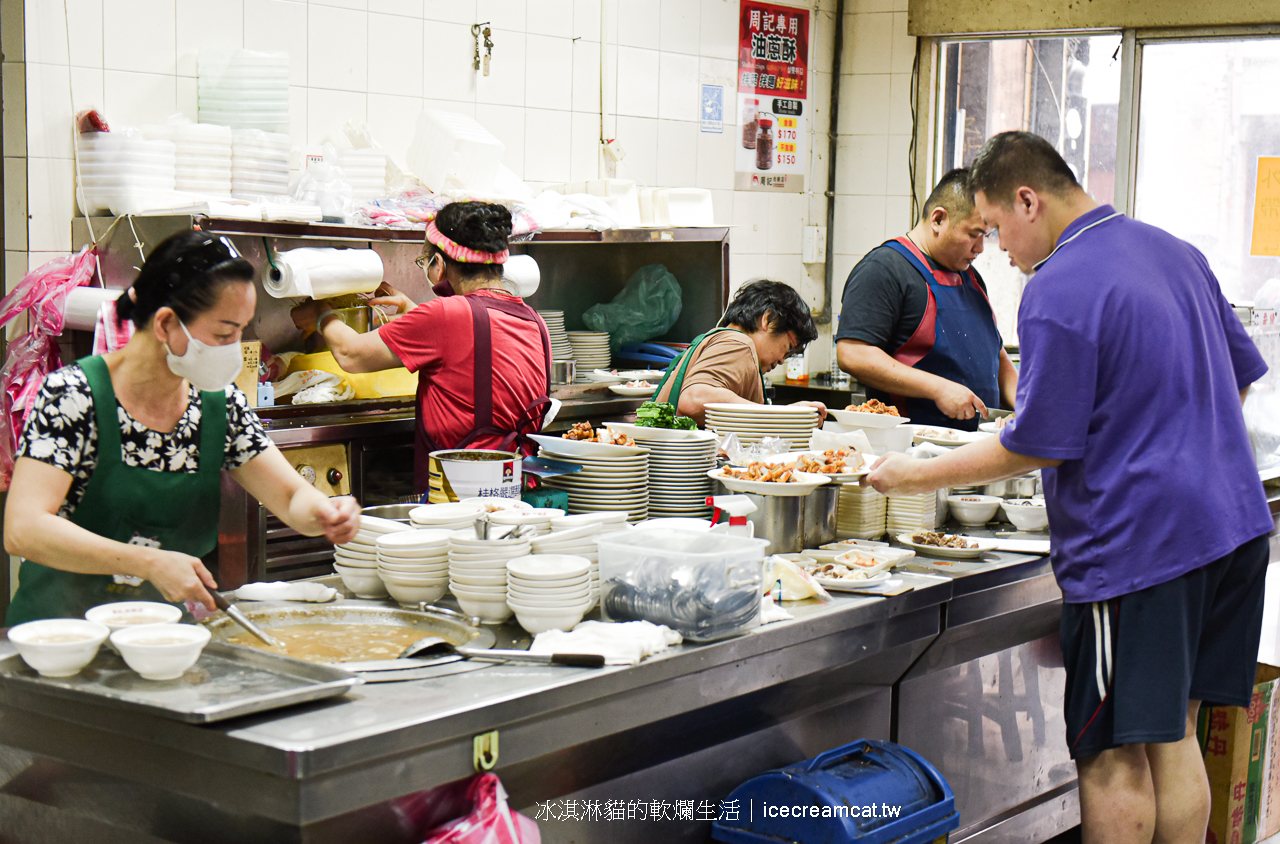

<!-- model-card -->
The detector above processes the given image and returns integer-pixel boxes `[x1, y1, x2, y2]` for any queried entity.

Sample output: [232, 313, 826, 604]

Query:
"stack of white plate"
[538, 310, 574, 362]
[614, 426, 718, 518]
[838, 483, 887, 540]
[489, 508, 564, 538]
[704, 402, 821, 451]
[75, 132, 178, 217]
[506, 554, 594, 634]
[231, 129, 290, 198]
[410, 501, 489, 531]
[567, 331, 612, 369]
[535, 440, 650, 523]
[332, 516, 411, 598]
[447, 529, 533, 623]
[336, 148, 388, 201]
[886, 492, 940, 534]
[198, 49, 289, 133]
[375, 528, 451, 605]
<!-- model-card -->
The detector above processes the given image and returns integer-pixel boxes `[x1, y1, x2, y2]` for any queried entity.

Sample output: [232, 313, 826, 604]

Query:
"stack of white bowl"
[704, 402, 821, 451]
[537, 310, 574, 362]
[886, 492, 941, 535]
[838, 483, 887, 540]
[333, 516, 411, 598]
[506, 554, 594, 634]
[447, 529, 533, 623]
[410, 501, 489, 531]
[336, 149, 388, 201]
[534, 511, 629, 605]
[567, 331, 612, 370]
[198, 50, 289, 133]
[488, 508, 564, 538]
[375, 528, 451, 605]
[75, 132, 177, 216]
[627, 428, 718, 518]
[232, 129, 291, 198]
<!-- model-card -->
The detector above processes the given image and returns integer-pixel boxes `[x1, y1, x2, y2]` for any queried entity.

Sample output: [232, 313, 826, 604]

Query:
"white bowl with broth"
[110, 623, 211, 680]
[7, 618, 110, 677]
[85, 601, 182, 632]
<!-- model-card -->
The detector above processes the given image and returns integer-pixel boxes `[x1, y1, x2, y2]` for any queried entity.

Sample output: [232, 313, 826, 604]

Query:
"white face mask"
[165, 321, 244, 391]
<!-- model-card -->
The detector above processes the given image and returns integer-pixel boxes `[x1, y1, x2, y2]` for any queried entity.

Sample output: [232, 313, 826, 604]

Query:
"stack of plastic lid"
[336, 149, 388, 201]
[838, 483, 887, 540]
[75, 131, 177, 216]
[198, 49, 289, 134]
[886, 491, 941, 535]
[232, 129, 291, 199]
[161, 123, 233, 196]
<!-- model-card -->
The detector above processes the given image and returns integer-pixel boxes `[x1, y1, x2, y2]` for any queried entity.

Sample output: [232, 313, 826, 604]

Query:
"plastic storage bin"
[596, 528, 767, 642]
[712, 739, 959, 844]
[406, 109, 505, 194]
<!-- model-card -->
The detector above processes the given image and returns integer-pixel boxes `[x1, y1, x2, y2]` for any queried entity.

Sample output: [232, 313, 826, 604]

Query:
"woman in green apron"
[653, 279, 827, 426]
[4, 232, 362, 625]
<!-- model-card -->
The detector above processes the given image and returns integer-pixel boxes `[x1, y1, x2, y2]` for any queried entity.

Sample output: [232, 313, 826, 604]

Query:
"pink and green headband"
[425, 220, 509, 265]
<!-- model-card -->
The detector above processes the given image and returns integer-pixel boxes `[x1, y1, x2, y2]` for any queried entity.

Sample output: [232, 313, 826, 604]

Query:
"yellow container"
[285, 351, 417, 400]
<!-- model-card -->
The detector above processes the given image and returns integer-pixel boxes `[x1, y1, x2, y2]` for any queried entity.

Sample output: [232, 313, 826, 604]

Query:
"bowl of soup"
[110, 623, 211, 681]
[85, 601, 183, 632]
[7, 618, 110, 677]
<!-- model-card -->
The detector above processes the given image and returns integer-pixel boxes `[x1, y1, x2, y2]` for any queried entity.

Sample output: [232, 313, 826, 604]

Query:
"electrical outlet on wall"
[802, 226, 826, 264]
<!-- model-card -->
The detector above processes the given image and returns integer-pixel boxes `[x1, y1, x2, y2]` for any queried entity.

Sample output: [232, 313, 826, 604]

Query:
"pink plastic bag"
[396, 774, 540, 844]
[0, 247, 98, 489]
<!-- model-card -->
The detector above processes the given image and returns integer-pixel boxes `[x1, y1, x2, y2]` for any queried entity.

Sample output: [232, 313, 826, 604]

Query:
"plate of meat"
[708, 463, 831, 496]
[529, 425, 648, 458]
[827, 399, 910, 429]
[763, 447, 873, 482]
[895, 531, 1000, 560]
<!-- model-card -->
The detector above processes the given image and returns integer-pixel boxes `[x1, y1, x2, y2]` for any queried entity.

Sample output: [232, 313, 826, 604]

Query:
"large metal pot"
[717, 484, 839, 553]
[305, 306, 373, 353]
[204, 604, 496, 667]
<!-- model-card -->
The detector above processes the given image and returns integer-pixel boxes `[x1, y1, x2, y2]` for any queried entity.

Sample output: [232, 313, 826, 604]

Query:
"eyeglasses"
[785, 331, 800, 356]
[414, 253, 431, 270]
[173, 235, 243, 281]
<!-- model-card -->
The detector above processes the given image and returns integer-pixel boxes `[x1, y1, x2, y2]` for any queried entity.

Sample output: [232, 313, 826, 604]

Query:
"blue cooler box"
[711, 740, 958, 844]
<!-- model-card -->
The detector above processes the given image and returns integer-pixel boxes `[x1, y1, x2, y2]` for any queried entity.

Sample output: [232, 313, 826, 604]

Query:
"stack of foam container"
[231, 129, 291, 199]
[75, 130, 178, 216]
[198, 50, 289, 134]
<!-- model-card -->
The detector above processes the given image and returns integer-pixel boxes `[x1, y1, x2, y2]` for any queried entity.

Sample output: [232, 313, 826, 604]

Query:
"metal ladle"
[397, 636, 604, 667]
[210, 590, 281, 648]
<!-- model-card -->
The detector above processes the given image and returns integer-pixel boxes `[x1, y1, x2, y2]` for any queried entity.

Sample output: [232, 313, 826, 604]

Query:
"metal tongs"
[473, 514, 533, 542]
[210, 590, 281, 648]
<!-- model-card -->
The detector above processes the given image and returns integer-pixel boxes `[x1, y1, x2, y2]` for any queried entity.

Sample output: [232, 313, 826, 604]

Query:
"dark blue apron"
[870, 236, 1002, 431]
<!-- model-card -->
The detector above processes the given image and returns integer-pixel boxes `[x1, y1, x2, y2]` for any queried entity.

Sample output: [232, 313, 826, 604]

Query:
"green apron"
[655, 327, 769, 414]
[5, 356, 226, 625]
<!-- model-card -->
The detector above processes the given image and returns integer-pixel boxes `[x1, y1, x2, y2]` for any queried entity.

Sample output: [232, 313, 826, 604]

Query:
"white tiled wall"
[7, 0, 917, 378]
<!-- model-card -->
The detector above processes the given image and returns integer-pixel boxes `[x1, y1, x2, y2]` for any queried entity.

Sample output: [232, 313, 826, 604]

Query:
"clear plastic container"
[406, 109, 505, 193]
[595, 528, 768, 642]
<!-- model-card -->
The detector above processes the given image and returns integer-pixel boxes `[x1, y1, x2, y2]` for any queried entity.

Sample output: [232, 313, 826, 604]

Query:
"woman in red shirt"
[291, 202, 551, 496]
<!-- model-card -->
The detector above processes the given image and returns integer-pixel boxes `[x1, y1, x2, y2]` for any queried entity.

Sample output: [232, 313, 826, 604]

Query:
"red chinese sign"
[737, 2, 810, 98]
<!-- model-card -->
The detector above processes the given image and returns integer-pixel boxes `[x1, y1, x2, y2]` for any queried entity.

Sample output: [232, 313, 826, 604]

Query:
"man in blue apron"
[834, 168, 1018, 430]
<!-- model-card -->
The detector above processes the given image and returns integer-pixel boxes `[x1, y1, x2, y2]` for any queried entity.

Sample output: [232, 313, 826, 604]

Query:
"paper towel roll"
[263, 247, 384, 299]
[65, 287, 122, 331]
[504, 254, 540, 298]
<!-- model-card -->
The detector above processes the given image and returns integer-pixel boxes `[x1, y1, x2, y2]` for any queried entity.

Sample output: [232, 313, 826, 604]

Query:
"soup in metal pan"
[227, 623, 431, 663]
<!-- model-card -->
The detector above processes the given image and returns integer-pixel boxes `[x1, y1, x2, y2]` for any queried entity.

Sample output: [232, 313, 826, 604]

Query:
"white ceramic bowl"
[509, 603, 589, 635]
[377, 561, 449, 574]
[85, 601, 182, 632]
[450, 573, 509, 587]
[1002, 499, 1049, 531]
[110, 623, 211, 681]
[334, 562, 390, 598]
[379, 569, 449, 583]
[7, 619, 110, 677]
[383, 581, 448, 606]
[947, 494, 1003, 527]
[453, 592, 514, 623]
[506, 590, 592, 608]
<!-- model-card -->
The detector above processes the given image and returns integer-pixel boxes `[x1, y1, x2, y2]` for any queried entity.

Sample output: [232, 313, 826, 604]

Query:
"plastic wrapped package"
[1245, 384, 1280, 471]
[582, 263, 683, 351]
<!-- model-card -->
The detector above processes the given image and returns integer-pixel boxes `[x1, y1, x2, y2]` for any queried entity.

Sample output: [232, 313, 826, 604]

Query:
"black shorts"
[1060, 533, 1270, 760]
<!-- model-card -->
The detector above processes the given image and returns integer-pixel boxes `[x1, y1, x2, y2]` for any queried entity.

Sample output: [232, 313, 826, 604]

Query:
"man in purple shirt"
[867, 132, 1272, 844]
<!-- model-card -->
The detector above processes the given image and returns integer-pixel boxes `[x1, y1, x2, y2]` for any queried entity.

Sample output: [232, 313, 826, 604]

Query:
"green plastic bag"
[582, 263, 683, 351]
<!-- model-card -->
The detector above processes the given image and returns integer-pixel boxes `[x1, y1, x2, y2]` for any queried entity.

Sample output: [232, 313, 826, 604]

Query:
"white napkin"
[529, 620, 681, 665]
[809, 428, 875, 454]
[760, 596, 794, 624]
[232, 581, 339, 602]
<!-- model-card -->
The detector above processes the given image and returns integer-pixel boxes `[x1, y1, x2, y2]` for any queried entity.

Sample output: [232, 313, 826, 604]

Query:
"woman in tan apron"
[5, 232, 362, 625]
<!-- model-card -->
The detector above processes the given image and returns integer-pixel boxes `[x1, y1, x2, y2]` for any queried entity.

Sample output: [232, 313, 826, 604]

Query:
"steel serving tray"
[0, 640, 363, 723]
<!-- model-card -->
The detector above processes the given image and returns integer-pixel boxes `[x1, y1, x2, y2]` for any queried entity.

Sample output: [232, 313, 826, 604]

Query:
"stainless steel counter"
[0, 548, 1059, 844]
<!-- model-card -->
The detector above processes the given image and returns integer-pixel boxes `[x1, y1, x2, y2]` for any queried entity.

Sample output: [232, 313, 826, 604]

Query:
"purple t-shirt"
[1001, 205, 1272, 604]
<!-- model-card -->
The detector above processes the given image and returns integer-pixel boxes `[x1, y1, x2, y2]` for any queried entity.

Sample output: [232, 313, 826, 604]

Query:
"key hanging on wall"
[483, 26, 494, 76]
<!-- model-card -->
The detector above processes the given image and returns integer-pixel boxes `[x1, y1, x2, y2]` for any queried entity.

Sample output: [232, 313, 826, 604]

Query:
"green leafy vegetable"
[635, 400, 697, 430]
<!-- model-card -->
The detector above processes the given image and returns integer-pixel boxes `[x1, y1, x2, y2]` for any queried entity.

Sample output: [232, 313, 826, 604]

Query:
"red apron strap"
[467, 295, 495, 432]
[474, 295, 553, 388]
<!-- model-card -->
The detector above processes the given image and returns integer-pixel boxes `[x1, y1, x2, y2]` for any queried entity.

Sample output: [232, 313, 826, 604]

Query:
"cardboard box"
[234, 341, 262, 406]
[1202, 664, 1280, 844]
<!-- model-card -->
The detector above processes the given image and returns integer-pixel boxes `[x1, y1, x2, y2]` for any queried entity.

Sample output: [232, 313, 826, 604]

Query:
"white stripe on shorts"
[1090, 600, 1114, 700]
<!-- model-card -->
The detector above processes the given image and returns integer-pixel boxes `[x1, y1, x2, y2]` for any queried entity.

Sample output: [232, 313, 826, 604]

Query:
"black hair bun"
[436, 201, 513, 254]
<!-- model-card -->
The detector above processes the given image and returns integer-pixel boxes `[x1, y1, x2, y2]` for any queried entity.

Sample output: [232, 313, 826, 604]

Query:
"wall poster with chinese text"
[735, 1, 811, 193]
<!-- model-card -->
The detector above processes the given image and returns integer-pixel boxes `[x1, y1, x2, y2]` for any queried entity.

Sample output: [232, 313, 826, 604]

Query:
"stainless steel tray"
[0, 641, 363, 723]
